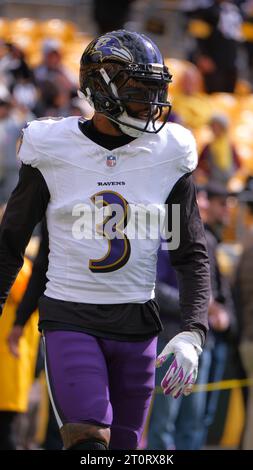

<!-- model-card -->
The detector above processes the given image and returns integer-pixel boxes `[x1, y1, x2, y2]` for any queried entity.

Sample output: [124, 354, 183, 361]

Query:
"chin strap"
[118, 125, 144, 138]
[108, 111, 156, 138]
[117, 112, 152, 137]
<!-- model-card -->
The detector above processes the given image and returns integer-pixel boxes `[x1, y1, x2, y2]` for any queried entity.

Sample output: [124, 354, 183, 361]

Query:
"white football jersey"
[19, 116, 198, 304]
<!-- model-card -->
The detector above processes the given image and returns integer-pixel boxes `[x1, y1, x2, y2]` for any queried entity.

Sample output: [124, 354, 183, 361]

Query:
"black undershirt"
[0, 118, 210, 342]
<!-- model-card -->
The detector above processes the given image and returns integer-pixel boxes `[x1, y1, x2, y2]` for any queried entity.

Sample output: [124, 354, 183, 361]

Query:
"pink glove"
[156, 331, 202, 399]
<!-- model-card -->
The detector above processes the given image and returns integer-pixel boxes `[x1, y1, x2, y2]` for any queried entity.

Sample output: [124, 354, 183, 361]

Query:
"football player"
[0, 30, 210, 450]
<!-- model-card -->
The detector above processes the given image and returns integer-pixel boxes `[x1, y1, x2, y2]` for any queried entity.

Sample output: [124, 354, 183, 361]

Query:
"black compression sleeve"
[14, 219, 49, 326]
[166, 173, 210, 341]
[0, 164, 50, 314]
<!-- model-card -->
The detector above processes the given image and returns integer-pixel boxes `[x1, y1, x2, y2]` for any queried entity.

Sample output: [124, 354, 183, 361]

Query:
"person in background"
[171, 64, 212, 130]
[196, 113, 241, 185]
[0, 254, 40, 450]
[186, 0, 243, 93]
[146, 188, 210, 450]
[235, 176, 253, 449]
[0, 83, 33, 204]
[147, 183, 237, 450]
[34, 39, 77, 96]
[8, 219, 62, 450]
[201, 182, 237, 448]
[93, 0, 135, 34]
[146, 244, 212, 450]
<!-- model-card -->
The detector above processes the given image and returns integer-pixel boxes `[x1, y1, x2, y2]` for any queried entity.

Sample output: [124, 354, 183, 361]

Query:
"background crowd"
[1, 0, 253, 451]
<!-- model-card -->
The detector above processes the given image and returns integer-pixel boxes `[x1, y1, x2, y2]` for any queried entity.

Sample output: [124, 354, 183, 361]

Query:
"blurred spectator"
[186, 0, 243, 92]
[146, 185, 237, 450]
[146, 244, 212, 450]
[171, 64, 212, 129]
[4, 43, 34, 91]
[12, 82, 38, 113]
[34, 39, 77, 97]
[8, 219, 62, 450]
[33, 80, 73, 118]
[235, 176, 253, 449]
[0, 83, 33, 204]
[201, 182, 237, 447]
[33, 82, 94, 119]
[241, 1, 253, 86]
[196, 113, 241, 185]
[0, 256, 40, 450]
[93, 0, 135, 34]
[0, 41, 37, 112]
[181, 1, 214, 9]
[0, 41, 7, 80]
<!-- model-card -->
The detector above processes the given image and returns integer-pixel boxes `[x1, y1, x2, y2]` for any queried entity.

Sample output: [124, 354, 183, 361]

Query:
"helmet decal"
[86, 35, 134, 63]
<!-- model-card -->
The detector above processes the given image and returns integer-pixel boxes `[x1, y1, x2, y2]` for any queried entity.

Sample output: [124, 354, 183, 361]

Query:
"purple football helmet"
[79, 30, 172, 137]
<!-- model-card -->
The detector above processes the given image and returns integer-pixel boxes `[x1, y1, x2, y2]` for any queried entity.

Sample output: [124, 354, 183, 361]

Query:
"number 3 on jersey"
[89, 190, 131, 273]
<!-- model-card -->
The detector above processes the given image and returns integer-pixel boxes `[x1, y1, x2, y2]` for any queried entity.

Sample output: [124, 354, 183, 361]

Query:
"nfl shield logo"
[106, 155, 117, 167]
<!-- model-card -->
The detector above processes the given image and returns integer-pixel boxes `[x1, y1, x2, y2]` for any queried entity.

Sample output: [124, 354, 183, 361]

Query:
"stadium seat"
[40, 19, 76, 42]
[10, 18, 41, 40]
[0, 17, 10, 40]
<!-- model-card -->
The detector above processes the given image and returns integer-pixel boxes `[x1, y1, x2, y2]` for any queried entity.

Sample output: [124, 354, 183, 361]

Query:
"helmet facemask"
[80, 62, 172, 137]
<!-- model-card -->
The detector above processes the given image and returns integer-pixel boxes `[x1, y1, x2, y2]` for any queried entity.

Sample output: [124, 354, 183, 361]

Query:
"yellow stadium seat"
[194, 126, 213, 152]
[234, 122, 253, 144]
[234, 78, 252, 96]
[9, 257, 32, 304]
[208, 93, 240, 123]
[188, 19, 212, 39]
[233, 142, 253, 172]
[27, 50, 42, 68]
[10, 18, 41, 39]
[0, 17, 10, 40]
[40, 19, 76, 42]
[63, 34, 94, 57]
[172, 94, 213, 129]
[8, 34, 41, 56]
[164, 58, 204, 94]
[0, 40, 8, 60]
[241, 22, 253, 41]
[239, 94, 253, 112]
[0, 257, 39, 413]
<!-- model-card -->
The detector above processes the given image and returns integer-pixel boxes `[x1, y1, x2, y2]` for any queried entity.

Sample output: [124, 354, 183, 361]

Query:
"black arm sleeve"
[155, 282, 180, 319]
[14, 219, 49, 326]
[166, 173, 210, 341]
[0, 164, 50, 314]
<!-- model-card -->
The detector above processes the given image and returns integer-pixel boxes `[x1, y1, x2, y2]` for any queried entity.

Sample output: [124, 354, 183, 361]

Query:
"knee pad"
[60, 423, 110, 450]
[69, 439, 107, 450]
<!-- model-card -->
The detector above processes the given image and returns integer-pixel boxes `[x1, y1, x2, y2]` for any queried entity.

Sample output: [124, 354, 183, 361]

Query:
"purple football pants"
[43, 330, 157, 449]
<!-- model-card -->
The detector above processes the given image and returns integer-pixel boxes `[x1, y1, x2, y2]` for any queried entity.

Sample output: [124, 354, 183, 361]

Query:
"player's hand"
[156, 331, 202, 399]
[7, 325, 23, 358]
